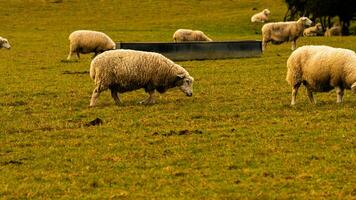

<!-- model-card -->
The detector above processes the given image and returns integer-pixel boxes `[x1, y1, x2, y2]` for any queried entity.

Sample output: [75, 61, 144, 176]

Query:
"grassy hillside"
[0, 0, 355, 199]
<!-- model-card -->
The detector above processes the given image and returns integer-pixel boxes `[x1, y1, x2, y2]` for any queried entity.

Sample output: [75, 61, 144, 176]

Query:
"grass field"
[0, 0, 355, 199]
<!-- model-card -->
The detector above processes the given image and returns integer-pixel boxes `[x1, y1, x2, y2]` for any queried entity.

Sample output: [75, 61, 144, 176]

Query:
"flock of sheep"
[1, 8, 355, 106]
[249, 8, 355, 105]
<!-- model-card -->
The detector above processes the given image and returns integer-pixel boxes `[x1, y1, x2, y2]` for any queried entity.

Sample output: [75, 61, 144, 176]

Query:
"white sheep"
[89, 49, 194, 106]
[286, 45, 356, 105]
[261, 17, 312, 51]
[303, 23, 323, 36]
[173, 29, 212, 42]
[324, 25, 342, 37]
[0, 37, 11, 49]
[67, 30, 116, 60]
[251, 9, 271, 23]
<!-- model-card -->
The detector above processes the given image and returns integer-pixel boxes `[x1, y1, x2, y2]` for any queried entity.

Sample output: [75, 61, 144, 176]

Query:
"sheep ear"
[173, 74, 185, 86]
[177, 73, 185, 79]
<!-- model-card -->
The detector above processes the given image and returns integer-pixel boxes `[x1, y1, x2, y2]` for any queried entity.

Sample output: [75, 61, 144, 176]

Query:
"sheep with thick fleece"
[67, 30, 116, 60]
[286, 45, 356, 105]
[303, 23, 323, 36]
[0, 37, 11, 49]
[324, 25, 342, 37]
[262, 17, 312, 51]
[251, 9, 270, 23]
[173, 29, 212, 42]
[89, 49, 194, 106]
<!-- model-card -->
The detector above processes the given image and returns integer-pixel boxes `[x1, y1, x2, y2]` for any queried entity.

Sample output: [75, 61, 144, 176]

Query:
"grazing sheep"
[286, 45, 356, 105]
[0, 37, 11, 49]
[251, 9, 271, 23]
[89, 49, 194, 106]
[173, 29, 212, 42]
[261, 17, 312, 51]
[303, 23, 323, 36]
[67, 30, 116, 60]
[324, 25, 342, 37]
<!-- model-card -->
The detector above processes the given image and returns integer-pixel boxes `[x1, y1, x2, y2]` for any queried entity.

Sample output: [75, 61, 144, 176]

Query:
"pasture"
[0, 0, 355, 198]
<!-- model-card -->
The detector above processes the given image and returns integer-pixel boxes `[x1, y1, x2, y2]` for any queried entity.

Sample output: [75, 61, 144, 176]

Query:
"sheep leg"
[141, 90, 156, 105]
[336, 87, 344, 103]
[291, 83, 301, 106]
[291, 40, 296, 51]
[92, 51, 99, 58]
[67, 50, 74, 60]
[110, 88, 122, 106]
[352, 83, 356, 94]
[90, 86, 101, 107]
[306, 88, 316, 104]
[76, 51, 80, 59]
[262, 40, 267, 52]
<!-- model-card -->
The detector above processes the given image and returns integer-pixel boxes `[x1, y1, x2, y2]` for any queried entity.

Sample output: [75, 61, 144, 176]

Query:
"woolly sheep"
[286, 45, 356, 105]
[251, 9, 271, 23]
[67, 30, 116, 60]
[324, 25, 342, 37]
[303, 23, 323, 36]
[89, 49, 194, 106]
[173, 29, 212, 42]
[0, 37, 11, 49]
[261, 17, 312, 51]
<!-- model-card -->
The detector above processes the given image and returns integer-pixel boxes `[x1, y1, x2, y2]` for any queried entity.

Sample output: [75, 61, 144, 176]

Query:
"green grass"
[0, 0, 355, 199]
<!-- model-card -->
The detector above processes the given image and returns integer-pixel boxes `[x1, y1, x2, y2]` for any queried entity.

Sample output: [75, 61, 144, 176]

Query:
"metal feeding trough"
[116, 40, 262, 61]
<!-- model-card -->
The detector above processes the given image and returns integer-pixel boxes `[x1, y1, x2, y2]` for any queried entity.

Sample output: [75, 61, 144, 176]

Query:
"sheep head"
[0, 37, 11, 49]
[298, 17, 312, 27]
[176, 73, 194, 97]
[263, 9, 271, 16]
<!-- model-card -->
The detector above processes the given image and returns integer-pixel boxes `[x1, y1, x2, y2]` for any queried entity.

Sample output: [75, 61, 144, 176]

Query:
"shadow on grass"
[62, 70, 89, 75]
[60, 59, 78, 63]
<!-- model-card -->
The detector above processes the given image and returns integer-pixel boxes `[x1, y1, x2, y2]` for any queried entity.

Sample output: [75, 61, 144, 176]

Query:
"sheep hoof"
[114, 102, 123, 107]
[140, 99, 155, 105]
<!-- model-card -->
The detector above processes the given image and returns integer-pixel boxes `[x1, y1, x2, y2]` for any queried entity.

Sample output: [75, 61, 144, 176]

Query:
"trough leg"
[141, 90, 156, 105]
[291, 83, 301, 106]
[110, 88, 122, 106]
[90, 86, 102, 107]
[336, 86, 344, 103]
[307, 88, 316, 104]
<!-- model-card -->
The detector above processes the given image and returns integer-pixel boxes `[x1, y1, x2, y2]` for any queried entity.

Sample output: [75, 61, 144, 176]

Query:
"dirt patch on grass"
[85, 118, 103, 127]
[153, 129, 204, 136]
[0, 101, 27, 107]
[1, 160, 23, 166]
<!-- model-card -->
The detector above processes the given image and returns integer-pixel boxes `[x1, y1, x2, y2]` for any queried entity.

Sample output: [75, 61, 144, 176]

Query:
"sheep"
[261, 17, 312, 51]
[251, 9, 271, 23]
[324, 25, 342, 37]
[0, 37, 11, 49]
[286, 45, 356, 105]
[67, 30, 116, 60]
[89, 49, 194, 106]
[303, 23, 323, 36]
[173, 29, 212, 42]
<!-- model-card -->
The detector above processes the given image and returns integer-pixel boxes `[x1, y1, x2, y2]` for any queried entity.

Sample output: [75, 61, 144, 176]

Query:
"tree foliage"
[284, 0, 356, 35]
